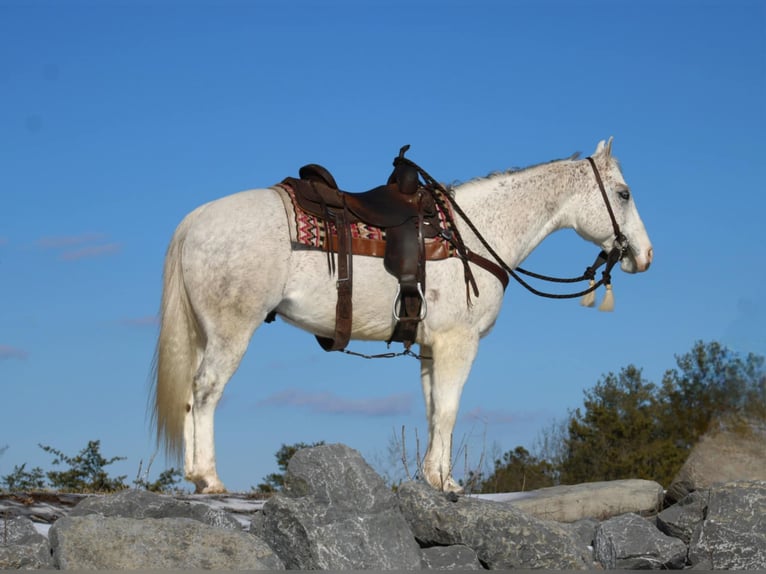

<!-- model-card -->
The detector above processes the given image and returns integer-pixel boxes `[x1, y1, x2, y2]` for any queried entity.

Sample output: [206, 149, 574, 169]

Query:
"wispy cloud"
[0, 237, 8, 247]
[121, 315, 159, 327]
[258, 388, 414, 417]
[0, 345, 28, 360]
[59, 243, 122, 261]
[36, 233, 106, 249]
[462, 406, 518, 425]
[35, 233, 122, 261]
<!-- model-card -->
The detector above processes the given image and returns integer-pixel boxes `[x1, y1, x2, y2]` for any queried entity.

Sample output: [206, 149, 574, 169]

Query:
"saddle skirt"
[276, 182, 457, 261]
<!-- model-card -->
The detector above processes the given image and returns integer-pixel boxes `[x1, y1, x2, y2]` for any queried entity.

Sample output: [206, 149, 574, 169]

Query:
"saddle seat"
[291, 163, 437, 232]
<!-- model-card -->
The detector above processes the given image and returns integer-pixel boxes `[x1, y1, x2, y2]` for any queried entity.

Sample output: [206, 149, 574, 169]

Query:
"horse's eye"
[618, 189, 630, 201]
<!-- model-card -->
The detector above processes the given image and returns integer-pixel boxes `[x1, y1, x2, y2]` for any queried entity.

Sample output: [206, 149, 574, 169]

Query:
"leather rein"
[400, 155, 630, 302]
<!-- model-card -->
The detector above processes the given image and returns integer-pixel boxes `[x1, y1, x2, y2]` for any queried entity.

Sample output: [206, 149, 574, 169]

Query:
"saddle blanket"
[276, 182, 455, 260]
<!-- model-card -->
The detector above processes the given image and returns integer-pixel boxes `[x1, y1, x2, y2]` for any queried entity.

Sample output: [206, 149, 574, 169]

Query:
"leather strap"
[316, 205, 353, 351]
[467, 251, 509, 291]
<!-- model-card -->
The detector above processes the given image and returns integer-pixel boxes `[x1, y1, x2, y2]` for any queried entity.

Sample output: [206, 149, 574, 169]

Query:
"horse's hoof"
[190, 476, 227, 494]
[201, 485, 227, 494]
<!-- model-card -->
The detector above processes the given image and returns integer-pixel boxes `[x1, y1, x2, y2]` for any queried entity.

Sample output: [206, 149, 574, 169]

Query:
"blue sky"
[1, 0, 764, 492]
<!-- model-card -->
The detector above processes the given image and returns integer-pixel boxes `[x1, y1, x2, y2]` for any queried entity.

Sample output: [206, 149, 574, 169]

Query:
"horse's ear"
[594, 137, 614, 158]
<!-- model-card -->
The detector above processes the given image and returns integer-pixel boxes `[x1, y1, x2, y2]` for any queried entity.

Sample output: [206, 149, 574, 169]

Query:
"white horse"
[152, 138, 653, 493]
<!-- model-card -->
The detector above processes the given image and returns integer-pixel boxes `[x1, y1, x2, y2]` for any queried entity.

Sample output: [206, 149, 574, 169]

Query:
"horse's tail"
[150, 214, 202, 465]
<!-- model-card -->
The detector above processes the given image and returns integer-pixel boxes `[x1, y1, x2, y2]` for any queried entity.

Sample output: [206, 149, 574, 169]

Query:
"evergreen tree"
[475, 446, 556, 493]
[254, 441, 325, 493]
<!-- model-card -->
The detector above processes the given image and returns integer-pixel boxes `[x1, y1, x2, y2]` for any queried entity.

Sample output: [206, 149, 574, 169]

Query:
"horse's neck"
[453, 160, 581, 268]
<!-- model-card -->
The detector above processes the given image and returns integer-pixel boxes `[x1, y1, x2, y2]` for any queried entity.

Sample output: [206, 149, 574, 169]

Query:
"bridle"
[400, 153, 631, 305]
[507, 157, 630, 304]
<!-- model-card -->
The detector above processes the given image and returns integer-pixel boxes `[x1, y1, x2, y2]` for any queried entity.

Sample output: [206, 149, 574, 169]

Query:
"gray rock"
[594, 512, 687, 570]
[667, 422, 766, 503]
[49, 514, 283, 570]
[479, 479, 664, 522]
[0, 516, 53, 570]
[251, 443, 422, 570]
[69, 488, 241, 530]
[656, 490, 707, 544]
[398, 481, 591, 570]
[569, 517, 599, 548]
[421, 545, 483, 569]
[688, 480, 766, 570]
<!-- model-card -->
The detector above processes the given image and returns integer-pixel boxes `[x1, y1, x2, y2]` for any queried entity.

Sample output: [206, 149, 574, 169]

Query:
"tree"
[40, 440, 128, 492]
[556, 341, 765, 487]
[474, 446, 556, 493]
[254, 441, 325, 493]
[659, 340, 766, 449]
[2, 463, 46, 491]
[560, 365, 682, 485]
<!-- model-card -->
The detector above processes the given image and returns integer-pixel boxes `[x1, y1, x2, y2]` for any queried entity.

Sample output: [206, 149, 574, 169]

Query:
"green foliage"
[254, 441, 325, 493]
[560, 365, 680, 484]
[2, 463, 46, 491]
[659, 340, 766, 449]
[0, 441, 184, 494]
[476, 340, 765, 491]
[474, 446, 556, 493]
[40, 440, 129, 492]
[559, 341, 765, 487]
[133, 468, 183, 493]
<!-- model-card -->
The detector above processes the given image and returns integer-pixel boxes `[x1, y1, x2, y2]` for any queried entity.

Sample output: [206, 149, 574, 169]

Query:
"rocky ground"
[1, 443, 765, 570]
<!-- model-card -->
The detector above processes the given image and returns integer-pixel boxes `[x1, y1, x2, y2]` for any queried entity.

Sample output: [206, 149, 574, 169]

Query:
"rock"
[479, 478, 663, 522]
[656, 490, 707, 544]
[594, 512, 688, 569]
[397, 480, 591, 570]
[0, 516, 54, 569]
[0, 492, 87, 526]
[688, 480, 766, 570]
[420, 544, 483, 569]
[69, 488, 241, 530]
[570, 517, 600, 548]
[251, 443, 422, 570]
[49, 514, 283, 570]
[667, 422, 766, 503]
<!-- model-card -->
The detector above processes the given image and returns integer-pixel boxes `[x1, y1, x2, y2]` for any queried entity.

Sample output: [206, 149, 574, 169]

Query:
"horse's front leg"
[420, 330, 479, 492]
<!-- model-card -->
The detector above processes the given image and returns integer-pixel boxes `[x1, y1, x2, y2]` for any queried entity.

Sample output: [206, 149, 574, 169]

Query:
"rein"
[398, 153, 629, 308]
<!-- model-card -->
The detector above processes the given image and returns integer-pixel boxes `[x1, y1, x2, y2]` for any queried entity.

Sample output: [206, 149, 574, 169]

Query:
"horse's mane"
[447, 152, 582, 191]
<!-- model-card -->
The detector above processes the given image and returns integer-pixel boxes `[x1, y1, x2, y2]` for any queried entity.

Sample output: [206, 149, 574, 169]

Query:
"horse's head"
[574, 138, 653, 274]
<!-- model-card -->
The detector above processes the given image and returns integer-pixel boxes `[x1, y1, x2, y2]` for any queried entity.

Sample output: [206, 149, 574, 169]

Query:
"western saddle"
[282, 146, 506, 352]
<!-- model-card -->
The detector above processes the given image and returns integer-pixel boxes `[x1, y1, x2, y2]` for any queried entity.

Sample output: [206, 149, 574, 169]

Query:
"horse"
[151, 138, 653, 493]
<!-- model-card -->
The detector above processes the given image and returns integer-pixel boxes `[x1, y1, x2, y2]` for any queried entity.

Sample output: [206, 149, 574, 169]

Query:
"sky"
[1, 0, 764, 492]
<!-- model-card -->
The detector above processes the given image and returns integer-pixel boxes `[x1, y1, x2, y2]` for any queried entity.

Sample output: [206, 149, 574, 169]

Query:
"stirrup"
[392, 282, 427, 321]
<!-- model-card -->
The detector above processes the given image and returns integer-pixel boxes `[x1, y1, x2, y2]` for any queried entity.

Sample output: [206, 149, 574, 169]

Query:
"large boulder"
[594, 512, 687, 569]
[0, 516, 53, 569]
[667, 422, 766, 503]
[49, 514, 283, 570]
[397, 481, 591, 570]
[69, 488, 241, 530]
[420, 545, 483, 570]
[656, 490, 707, 544]
[688, 480, 766, 569]
[478, 478, 663, 522]
[251, 443, 422, 570]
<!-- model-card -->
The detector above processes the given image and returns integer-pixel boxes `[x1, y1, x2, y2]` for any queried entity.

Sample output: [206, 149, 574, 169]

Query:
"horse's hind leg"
[185, 329, 253, 494]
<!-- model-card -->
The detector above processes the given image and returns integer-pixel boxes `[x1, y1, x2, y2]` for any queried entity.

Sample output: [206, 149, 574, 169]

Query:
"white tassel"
[599, 284, 615, 312]
[580, 280, 596, 307]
